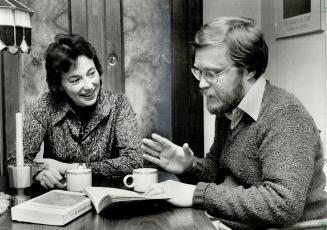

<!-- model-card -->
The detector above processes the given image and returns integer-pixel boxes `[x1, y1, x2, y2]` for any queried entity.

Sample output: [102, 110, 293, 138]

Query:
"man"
[141, 17, 327, 229]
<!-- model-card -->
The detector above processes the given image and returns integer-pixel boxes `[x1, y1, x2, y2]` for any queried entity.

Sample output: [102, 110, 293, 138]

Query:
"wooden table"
[0, 174, 215, 230]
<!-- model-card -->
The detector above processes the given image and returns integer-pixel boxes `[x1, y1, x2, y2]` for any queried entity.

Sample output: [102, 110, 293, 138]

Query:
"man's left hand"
[144, 180, 196, 207]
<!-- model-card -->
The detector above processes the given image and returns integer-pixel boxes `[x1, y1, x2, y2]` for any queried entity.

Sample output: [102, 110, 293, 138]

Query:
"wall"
[123, 0, 171, 138]
[20, 0, 69, 115]
[202, 0, 262, 153]
[261, 0, 326, 156]
[17, 0, 171, 139]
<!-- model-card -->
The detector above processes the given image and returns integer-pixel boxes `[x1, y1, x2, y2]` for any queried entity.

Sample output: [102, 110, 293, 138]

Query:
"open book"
[11, 187, 170, 225]
[83, 186, 171, 214]
[11, 172, 177, 225]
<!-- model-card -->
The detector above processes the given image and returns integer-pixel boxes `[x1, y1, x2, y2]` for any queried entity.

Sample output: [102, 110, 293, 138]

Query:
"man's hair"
[194, 17, 268, 79]
[45, 34, 103, 95]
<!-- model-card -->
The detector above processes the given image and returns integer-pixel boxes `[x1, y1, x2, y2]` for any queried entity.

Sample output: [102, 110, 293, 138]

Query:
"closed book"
[11, 190, 92, 226]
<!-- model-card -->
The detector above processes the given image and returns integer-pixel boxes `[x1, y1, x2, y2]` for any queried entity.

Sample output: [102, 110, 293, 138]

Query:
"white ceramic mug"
[123, 168, 158, 193]
[66, 168, 92, 192]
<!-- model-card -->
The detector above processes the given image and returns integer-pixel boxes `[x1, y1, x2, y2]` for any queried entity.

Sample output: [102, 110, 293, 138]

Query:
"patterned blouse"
[7, 90, 143, 179]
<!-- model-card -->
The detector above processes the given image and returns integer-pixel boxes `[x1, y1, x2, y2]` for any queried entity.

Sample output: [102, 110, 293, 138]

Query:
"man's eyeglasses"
[191, 65, 235, 83]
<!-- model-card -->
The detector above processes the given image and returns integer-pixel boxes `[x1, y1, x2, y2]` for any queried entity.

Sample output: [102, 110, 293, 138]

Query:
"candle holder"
[7, 165, 32, 205]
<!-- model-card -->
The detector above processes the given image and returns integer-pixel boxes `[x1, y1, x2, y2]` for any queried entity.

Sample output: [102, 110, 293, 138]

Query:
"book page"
[83, 187, 142, 211]
[86, 187, 144, 198]
[84, 187, 171, 213]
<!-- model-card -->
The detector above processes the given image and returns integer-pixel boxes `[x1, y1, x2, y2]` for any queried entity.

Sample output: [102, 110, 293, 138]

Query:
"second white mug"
[123, 168, 158, 193]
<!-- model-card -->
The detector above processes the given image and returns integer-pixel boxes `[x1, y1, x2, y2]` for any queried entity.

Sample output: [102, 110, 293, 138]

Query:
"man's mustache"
[200, 89, 214, 98]
[200, 89, 206, 96]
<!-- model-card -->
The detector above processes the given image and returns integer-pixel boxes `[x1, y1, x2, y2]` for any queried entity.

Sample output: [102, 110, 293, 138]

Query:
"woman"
[7, 34, 143, 189]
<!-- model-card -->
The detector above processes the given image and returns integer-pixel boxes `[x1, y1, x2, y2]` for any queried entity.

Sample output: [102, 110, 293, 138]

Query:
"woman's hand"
[144, 180, 196, 207]
[141, 133, 194, 174]
[35, 168, 66, 190]
[35, 158, 78, 175]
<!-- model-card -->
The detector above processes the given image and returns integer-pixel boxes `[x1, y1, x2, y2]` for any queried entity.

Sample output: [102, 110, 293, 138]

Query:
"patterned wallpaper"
[123, 0, 171, 138]
[20, 0, 69, 114]
[19, 0, 171, 138]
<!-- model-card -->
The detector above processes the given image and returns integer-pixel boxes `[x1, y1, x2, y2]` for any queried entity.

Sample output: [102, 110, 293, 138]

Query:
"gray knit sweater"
[191, 82, 327, 229]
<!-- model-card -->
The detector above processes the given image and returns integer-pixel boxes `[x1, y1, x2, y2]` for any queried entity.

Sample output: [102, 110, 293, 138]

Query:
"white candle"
[16, 112, 24, 167]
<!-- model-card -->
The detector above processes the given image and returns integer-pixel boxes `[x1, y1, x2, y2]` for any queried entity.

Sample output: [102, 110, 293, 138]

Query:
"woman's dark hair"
[45, 34, 103, 95]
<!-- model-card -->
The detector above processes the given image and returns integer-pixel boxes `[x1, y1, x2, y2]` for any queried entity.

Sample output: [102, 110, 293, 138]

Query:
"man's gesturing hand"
[141, 133, 194, 174]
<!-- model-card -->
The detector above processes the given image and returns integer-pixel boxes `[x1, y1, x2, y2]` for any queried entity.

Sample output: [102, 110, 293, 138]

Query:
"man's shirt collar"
[225, 76, 266, 129]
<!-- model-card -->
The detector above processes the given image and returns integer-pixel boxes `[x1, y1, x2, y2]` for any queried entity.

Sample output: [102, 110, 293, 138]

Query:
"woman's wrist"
[70, 163, 79, 169]
[60, 163, 79, 174]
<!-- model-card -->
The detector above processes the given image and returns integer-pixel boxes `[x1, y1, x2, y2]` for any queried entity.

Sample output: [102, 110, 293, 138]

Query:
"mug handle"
[123, 175, 135, 188]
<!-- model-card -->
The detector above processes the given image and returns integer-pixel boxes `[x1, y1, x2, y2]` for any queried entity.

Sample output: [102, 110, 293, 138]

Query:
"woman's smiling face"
[61, 55, 100, 107]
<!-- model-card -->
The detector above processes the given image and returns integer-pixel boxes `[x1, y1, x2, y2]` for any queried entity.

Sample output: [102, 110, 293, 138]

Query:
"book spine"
[63, 201, 92, 223]
[11, 208, 63, 225]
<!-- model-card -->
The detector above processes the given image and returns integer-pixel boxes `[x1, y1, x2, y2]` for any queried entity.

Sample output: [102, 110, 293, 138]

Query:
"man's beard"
[206, 100, 229, 117]
[203, 78, 244, 117]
